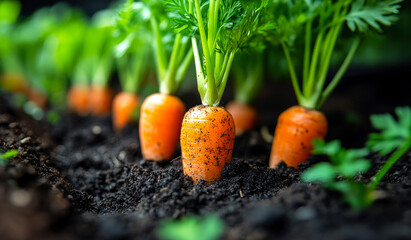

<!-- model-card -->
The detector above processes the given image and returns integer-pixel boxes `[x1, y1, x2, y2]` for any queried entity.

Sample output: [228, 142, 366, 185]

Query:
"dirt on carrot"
[269, 105, 328, 169]
[139, 93, 186, 161]
[180, 105, 236, 183]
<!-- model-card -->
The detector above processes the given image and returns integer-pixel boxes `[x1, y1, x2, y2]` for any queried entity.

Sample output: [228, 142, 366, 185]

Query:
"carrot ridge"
[181, 105, 235, 183]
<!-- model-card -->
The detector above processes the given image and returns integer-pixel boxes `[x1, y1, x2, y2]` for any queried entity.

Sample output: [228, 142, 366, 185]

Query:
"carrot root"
[88, 85, 114, 117]
[68, 85, 90, 116]
[181, 105, 235, 184]
[269, 105, 328, 169]
[113, 92, 140, 132]
[139, 93, 186, 161]
[226, 101, 258, 136]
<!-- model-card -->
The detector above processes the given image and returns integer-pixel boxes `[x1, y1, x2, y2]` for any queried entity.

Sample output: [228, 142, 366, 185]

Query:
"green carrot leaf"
[345, 0, 402, 32]
[367, 106, 411, 155]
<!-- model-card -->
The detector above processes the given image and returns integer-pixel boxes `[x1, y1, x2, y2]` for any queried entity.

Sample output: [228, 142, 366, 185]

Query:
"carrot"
[139, 93, 186, 161]
[112, 92, 140, 132]
[226, 101, 258, 136]
[67, 85, 90, 115]
[269, 106, 328, 169]
[88, 85, 114, 117]
[166, 0, 267, 182]
[0, 73, 28, 94]
[181, 105, 235, 183]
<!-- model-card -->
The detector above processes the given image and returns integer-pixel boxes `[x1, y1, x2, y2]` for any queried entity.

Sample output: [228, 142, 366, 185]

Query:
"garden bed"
[1, 66, 410, 240]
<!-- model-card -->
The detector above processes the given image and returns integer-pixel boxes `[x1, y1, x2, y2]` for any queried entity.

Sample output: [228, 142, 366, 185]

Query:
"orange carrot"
[112, 92, 140, 132]
[88, 85, 114, 117]
[226, 101, 258, 136]
[27, 87, 48, 109]
[0, 73, 28, 94]
[180, 105, 235, 183]
[139, 93, 186, 161]
[67, 85, 90, 116]
[269, 105, 328, 169]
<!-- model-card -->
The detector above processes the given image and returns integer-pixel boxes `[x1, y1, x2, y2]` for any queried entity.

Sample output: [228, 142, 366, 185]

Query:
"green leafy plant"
[157, 215, 224, 240]
[302, 106, 411, 210]
[118, 0, 193, 95]
[0, 149, 19, 166]
[166, 0, 271, 106]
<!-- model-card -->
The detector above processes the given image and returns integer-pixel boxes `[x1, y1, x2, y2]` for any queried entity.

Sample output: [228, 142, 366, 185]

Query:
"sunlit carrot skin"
[139, 93, 186, 161]
[269, 105, 328, 169]
[68, 85, 90, 115]
[181, 105, 235, 183]
[88, 85, 114, 116]
[0, 73, 28, 94]
[113, 92, 140, 132]
[226, 100, 258, 136]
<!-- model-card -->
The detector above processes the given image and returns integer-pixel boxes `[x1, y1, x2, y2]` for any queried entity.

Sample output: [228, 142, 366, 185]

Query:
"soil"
[1, 65, 411, 240]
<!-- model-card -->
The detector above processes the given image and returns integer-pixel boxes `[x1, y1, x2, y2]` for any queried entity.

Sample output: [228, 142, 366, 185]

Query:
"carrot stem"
[280, 41, 303, 106]
[319, 37, 361, 108]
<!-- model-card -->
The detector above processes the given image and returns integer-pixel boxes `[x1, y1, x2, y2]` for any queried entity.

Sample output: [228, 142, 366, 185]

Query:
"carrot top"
[265, 0, 402, 110]
[114, 1, 153, 94]
[166, 0, 271, 106]
[117, 0, 193, 95]
[231, 50, 264, 105]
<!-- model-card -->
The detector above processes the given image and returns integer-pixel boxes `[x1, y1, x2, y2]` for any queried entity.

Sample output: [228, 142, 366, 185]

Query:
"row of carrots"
[0, 0, 402, 183]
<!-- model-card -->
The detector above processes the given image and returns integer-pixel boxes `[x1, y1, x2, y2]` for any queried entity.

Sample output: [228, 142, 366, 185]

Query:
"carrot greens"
[115, 2, 153, 95]
[0, 0, 22, 75]
[267, 0, 402, 110]
[118, 0, 193, 95]
[231, 51, 264, 105]
[166, 0, 270, 106]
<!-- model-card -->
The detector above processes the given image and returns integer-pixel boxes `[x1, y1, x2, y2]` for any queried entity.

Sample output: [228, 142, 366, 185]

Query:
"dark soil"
[1, 66, 411, 240]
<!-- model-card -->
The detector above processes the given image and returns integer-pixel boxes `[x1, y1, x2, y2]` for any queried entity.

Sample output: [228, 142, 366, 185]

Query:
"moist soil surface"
[1, 66, 411, 240]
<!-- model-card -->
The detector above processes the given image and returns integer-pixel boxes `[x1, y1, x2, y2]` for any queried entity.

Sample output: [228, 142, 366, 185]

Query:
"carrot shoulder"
[226, 100, 258, 136]
[139, 93, 186, 161]
[181, 105, 235, 183]
[112, 92, 140, 132]
[269, 105, 327, 169]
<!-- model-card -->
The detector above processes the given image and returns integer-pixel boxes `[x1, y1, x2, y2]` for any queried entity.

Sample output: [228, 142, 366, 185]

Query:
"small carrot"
[88, 85, 114, 117]
[67, 85, 90, 115]
[139, 93, 186, 161]
[269, 106, 327, 169]
[226, 101, 258, 136]
[27, 87, 48, 109]
[118, 1, 193, 160]
[112, 92, 140, 132]
[181, 106, 235, 183]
